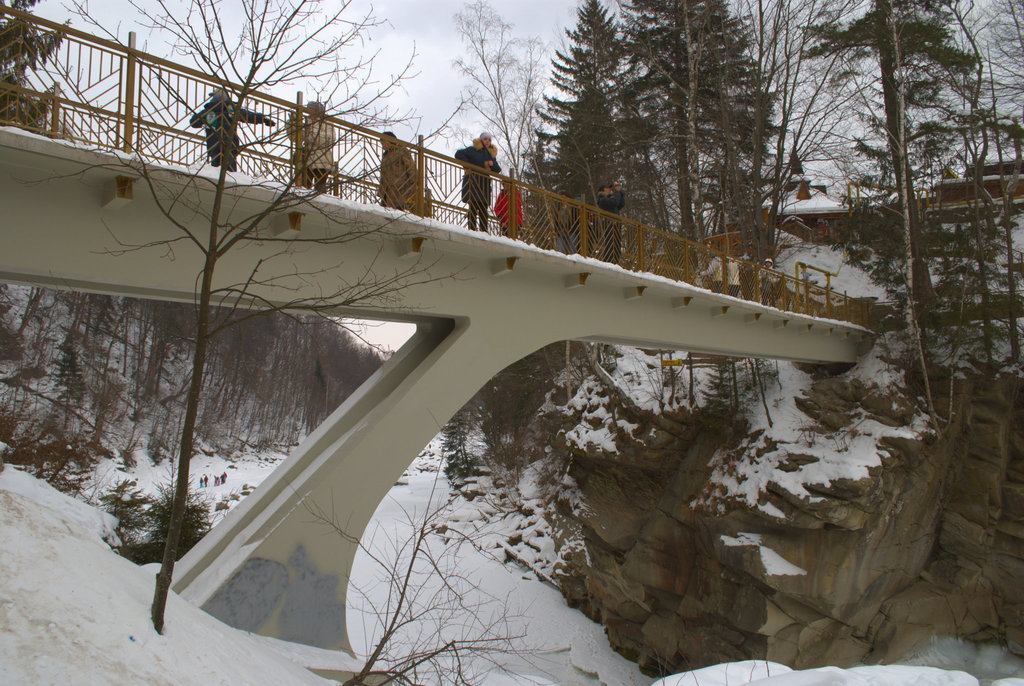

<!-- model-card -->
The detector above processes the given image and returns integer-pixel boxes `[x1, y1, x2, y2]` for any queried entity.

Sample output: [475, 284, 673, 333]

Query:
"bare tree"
[309, 480, 528, 685]
[735, 0, 862, 254]
[944, 0, 1024, 364]
[51, 0, 446, 634]
[979, 0, 1024, 295]
[453, 0, 549, 176]
[986, 0, 1024, 106]
[887, 0, 939, 422]
[619, 0, 712, 240]
[70, 0, 415, 128]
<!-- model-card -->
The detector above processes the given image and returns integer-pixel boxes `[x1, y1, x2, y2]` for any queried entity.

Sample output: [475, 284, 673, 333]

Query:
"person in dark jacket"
[454, 132, 501, 232]
[596, 183, 623, 264]
[189, 88, 275, 172]
[611, 180, 626, 213]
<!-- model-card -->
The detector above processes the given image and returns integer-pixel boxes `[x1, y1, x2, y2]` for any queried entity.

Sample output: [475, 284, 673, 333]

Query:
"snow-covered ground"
[0, 465, 348, 686]
[4, 445, 1024, 684]
[349, 447, 651, 685]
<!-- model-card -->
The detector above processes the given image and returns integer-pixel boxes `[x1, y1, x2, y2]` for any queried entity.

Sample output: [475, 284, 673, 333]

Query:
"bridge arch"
[0, 126, 871, 654]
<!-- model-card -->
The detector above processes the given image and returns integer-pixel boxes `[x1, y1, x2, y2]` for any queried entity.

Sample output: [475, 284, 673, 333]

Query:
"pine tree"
[130, 483, 211, 565]
[806, 0, 976, 305]
[99, 480, 154, 556]
[441, 406, 477, 483]
[55, 329, 84, 428]
[701, 359, 736, 419]
[1, 0, 63, 130]
[539, 0, 626, 202]
[622, 0, 764, 240]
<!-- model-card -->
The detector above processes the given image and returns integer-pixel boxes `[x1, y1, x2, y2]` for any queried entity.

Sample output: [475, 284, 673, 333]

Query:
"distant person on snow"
[190, 88, 275, 172]
[455, 132, 501, 232]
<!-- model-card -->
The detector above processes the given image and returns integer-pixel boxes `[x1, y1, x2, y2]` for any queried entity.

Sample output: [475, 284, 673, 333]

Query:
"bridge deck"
[0, 5, 871, 330]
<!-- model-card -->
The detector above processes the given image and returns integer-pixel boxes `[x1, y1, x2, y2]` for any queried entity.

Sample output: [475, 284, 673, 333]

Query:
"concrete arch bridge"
[0, 7, 873, 658]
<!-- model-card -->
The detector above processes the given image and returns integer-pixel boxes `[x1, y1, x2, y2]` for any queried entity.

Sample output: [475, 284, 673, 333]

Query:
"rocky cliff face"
[550, 357, 1023, 675]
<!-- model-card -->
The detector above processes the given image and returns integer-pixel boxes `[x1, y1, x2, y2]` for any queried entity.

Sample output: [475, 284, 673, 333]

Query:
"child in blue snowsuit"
[190, 89, 275, 172]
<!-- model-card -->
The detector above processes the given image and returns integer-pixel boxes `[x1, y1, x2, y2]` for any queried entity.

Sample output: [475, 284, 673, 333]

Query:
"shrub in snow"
[0, 431, 98, 495]
[97, 479, 153, 557]
[128, 483, 211, 564]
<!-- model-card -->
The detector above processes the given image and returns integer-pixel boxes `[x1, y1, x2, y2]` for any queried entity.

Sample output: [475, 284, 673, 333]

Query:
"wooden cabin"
[931, 161, 1024, 218]
[770, 178, 848, 242]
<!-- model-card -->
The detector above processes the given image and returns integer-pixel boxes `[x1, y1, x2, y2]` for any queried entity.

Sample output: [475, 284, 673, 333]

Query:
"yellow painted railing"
[0, 6, 870, 328]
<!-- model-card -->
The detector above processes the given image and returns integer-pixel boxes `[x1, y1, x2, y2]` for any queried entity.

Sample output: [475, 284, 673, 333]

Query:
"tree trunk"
[884, 0, 936, 423]
[876, 0, 932, 305]
[151, 170, 224, 634]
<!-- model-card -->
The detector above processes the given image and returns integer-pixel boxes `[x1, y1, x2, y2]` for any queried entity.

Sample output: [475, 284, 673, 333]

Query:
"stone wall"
[552, 369, 1024, 675]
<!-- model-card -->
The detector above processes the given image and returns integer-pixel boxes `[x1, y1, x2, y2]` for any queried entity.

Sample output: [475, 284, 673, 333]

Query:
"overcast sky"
[363, 0, 578, 144]
[34, 0, 581, 151]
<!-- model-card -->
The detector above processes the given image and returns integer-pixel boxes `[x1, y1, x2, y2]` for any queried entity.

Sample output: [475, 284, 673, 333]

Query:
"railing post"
[49, 82, 61, 138]
[683, 243, 691, 283]
[416, 134, 426, 217]
[122, 31, 137, 152]
[292, 91, 304, 186]
[580, 205, 590, 256]
[508, 174, 518, 240]
[637, 225, 645, 272]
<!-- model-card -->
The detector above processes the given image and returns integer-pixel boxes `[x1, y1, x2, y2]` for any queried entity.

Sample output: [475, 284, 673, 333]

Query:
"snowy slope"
[5, 463, 1024, 685]
[0, 466, 349, 685]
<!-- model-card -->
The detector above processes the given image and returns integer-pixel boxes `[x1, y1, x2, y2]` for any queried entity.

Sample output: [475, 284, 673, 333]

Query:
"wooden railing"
[0, 6, 871, 328]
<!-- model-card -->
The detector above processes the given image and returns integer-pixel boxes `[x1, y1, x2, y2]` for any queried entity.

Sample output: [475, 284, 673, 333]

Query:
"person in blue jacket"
[190, 88, 275, 172]
[454, 132, 501, 232]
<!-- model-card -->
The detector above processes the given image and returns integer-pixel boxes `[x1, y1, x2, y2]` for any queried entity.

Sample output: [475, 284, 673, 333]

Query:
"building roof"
[778, 180, 847, 217]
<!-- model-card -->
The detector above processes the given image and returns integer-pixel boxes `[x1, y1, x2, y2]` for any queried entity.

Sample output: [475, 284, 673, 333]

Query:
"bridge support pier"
[173, 313, 557, 654]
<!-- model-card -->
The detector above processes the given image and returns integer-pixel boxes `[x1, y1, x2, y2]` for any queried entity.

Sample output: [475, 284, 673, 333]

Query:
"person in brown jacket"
[289, 101, 335, 192]
[379, 131, 417, 211]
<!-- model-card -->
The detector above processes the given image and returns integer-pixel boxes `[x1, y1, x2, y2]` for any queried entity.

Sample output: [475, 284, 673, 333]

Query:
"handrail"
[0, 6, 871, 328]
